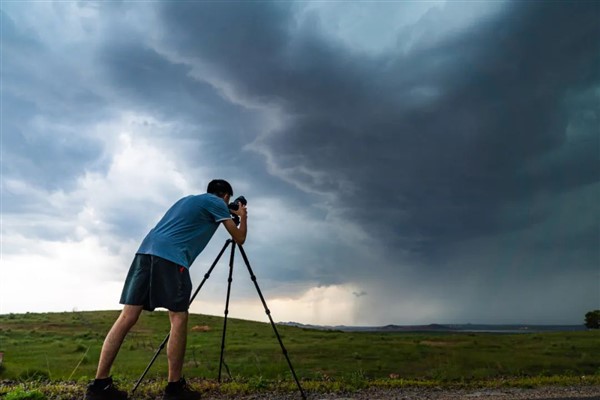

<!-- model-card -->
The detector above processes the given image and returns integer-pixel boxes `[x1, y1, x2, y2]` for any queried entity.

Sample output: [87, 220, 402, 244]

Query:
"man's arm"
[223, 206, 247, 245]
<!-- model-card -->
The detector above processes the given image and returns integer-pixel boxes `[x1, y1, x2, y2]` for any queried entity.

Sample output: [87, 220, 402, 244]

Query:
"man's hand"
[231, 204, 247, 220]
[223, 205, 247, 244]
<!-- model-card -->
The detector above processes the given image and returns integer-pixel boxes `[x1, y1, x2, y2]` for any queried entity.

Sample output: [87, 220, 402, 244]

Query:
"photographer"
[85, 179, 247, 400]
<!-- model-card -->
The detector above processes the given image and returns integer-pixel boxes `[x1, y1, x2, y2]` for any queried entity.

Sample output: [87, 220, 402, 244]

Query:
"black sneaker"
[84, 377, 128, 400]
[162, 377, 201, 400]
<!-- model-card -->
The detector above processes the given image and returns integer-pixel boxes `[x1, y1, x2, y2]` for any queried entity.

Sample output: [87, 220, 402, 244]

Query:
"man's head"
[207, 179, 233, 203]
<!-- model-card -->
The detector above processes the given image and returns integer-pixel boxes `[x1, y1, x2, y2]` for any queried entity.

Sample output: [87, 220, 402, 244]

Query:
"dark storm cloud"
[2, 0, 597, 322]
[94, 27, 304, 200]
[158, 1, 599, 265]
[97, 42, 232, 126]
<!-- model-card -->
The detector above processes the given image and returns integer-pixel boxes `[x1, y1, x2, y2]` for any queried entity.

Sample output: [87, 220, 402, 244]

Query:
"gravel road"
[1, 382, 598, 399]
[200, 386, 600, 400]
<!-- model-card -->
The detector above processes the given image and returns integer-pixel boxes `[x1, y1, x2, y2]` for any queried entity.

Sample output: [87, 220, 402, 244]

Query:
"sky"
[1, 1, 598, 326]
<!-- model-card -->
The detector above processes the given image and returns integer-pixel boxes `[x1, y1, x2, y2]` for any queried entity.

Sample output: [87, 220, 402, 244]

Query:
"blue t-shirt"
[137, 193, 232, 268]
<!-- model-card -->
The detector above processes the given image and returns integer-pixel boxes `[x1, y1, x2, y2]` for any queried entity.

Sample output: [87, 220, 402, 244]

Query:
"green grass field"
[1, 310, 599, 398]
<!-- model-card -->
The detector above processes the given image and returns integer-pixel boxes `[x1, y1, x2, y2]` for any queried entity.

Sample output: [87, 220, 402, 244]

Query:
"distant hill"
[277, 321, 587, 333]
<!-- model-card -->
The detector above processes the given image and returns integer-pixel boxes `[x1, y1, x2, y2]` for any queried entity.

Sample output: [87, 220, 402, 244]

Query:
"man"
[85, 179, 247, 400]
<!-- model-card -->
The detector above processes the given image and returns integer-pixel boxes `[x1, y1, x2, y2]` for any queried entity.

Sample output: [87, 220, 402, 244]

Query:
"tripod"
[132, 239, 306, 399]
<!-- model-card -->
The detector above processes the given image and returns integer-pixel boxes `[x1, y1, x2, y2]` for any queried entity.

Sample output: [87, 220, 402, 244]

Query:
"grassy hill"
[0, 310, 599, 397]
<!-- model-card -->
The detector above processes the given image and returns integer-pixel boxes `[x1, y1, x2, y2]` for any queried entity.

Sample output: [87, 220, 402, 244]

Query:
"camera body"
[228, 196, 247, 225]
[228, 196, 247, 211]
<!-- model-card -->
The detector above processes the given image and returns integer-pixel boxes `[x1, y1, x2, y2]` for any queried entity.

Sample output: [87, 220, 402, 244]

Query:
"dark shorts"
[120, 254, 192, 312]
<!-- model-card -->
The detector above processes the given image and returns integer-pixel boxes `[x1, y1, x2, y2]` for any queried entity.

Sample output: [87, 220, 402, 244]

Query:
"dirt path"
[1, 382, 598, 399]
[203, 386, 600, 400]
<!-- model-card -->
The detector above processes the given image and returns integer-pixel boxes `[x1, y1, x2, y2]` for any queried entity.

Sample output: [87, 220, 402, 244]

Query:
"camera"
[228, 196, 247, 211]
[228, 196, 247, 225]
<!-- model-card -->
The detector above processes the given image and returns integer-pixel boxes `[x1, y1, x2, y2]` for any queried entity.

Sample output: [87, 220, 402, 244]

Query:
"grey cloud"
[153, 0, 599, 319]
[97, 43, 222, 121]
[3, 109, 105, 193]
[2, 9, 110, 193]
[3, 1, 598, 323]
[156, 1, 599, 254]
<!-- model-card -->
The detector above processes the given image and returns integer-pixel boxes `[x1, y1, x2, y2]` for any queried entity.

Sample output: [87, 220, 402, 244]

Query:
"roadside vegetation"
[0, 311, 598, 399]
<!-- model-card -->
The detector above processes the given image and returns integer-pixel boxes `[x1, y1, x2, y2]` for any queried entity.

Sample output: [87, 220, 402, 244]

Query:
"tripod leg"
[131, 239, 232, 394]
[189, 239, 233, 304]
[218, 241, 236, 382]
[237, 245, 307, 400]
[131, 332, 169, 394]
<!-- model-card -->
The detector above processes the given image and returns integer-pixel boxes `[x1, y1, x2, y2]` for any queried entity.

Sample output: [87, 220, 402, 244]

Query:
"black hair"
[207, 179, 233, 198]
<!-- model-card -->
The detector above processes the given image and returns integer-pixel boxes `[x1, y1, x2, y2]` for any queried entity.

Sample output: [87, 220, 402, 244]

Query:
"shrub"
[584, 310, 600, 329]
[248, 375, 268, 390]
[5, 388, 46, 400]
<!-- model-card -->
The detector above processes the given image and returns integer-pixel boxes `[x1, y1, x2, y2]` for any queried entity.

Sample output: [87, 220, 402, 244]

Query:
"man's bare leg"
[96, 305, 144, 379]
[167, 310, 189, 382]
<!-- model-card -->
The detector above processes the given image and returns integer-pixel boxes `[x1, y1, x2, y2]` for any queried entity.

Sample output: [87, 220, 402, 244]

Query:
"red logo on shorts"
[179, 267, 185, 273]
